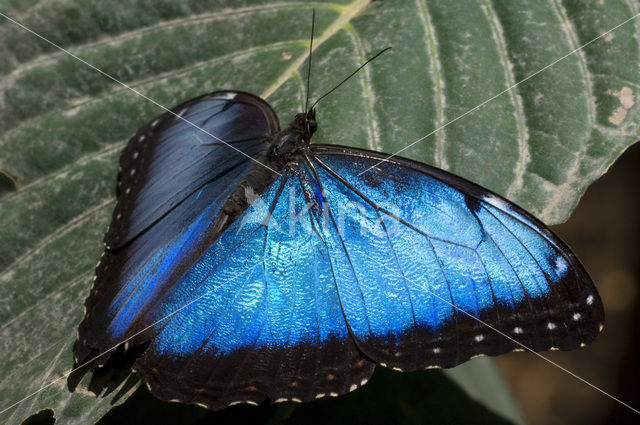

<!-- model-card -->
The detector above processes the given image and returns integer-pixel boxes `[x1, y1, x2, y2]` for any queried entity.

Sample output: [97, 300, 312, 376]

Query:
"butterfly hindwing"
[305, 145, 603, 371]
[131, 173, 374, 407]
[76, 129, 376, 406]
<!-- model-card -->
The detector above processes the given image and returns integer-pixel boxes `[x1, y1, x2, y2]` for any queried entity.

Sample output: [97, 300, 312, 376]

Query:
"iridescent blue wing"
[79, 172, 375, 407]
[75, 91, 279, 363]
[74, 93, 374, 408]
[305, 144, 604, 372]
[133, 174, 374, 408]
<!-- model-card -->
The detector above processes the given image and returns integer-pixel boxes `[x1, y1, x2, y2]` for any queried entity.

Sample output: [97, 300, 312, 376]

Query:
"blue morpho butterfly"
[73, 49, 604, 410]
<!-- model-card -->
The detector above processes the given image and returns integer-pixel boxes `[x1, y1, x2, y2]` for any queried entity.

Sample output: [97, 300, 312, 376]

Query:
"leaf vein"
[416, 0, 448, 168]
[482, 0, 530, 199]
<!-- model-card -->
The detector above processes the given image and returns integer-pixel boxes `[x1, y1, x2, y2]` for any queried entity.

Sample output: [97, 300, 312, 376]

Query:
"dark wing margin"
[137, 338, 374, 409]
[105, 90, 280, 249]
[306, 144, 604, 372]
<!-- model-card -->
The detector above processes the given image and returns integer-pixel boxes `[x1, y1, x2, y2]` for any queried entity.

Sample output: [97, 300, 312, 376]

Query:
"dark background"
[497, 141, 640, 424]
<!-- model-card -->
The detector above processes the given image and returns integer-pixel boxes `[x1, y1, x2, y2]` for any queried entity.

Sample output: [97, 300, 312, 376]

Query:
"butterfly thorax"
[220, 110, 317, 235]
[269, 110, 317, 162]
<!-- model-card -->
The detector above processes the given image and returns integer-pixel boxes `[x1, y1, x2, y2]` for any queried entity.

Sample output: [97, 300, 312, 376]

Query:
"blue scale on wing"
[473, 207, 550, 297]
[479, 203, 568, 283]
[307, 164, 419, 336]
[107, 198, 218, 338]
[307, 159, 470, 367]
[306, 148, 601, 369]
[150, 180, 279, 357]
[295, 166, 374, 344]
[99, 164, 250, 342]
[376, 215, 455, 329]
[473, 201, 581, 349]
[252, 175, 348, 350]
[151, 175, 350, 358]
[129, 171, 374, 407]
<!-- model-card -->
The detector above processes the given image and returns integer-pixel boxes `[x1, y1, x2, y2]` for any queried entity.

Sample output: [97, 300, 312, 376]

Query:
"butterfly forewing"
[76, 91, 279, 363]
[105, 91, 280, 249]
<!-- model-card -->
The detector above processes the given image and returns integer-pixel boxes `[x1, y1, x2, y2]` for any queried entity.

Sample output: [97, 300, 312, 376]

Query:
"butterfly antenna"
[309, 47, 392, 112]
[304, 8, 315, 113]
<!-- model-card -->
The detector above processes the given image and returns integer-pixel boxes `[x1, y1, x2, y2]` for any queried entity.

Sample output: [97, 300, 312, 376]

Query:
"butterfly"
[72, 85, 604, 410]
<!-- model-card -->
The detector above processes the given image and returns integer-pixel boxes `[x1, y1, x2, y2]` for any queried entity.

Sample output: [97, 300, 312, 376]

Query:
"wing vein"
[303, 154, 375, 338]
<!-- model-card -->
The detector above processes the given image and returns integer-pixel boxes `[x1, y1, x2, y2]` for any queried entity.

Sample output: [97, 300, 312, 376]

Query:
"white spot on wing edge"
[482, 194, 509, 211]
[586, 295, 594, 305]
[349, 384, 357, 392]
[219, 92, 238, 100]
[555, 256, 568, 275]
[315, 393, 326, 399]
[360, 378, 368, 386]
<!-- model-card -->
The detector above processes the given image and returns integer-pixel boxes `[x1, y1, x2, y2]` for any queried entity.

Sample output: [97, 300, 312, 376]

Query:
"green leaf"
[1, 0, 638, 423]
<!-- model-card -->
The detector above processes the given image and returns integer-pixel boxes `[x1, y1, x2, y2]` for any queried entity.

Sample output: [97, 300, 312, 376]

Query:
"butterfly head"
[292, 108, 318, 141]
[306, 109, 318, 134]
[270, 110, 318, 161]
